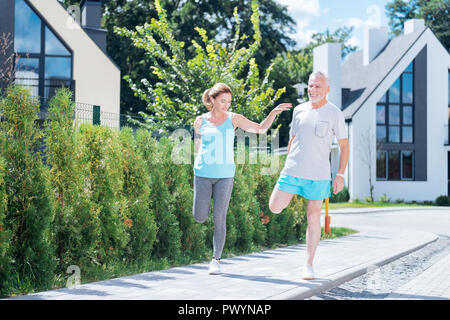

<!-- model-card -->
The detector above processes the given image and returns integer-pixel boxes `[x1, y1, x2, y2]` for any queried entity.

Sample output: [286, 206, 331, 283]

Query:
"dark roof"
[341, 28, 427, 120]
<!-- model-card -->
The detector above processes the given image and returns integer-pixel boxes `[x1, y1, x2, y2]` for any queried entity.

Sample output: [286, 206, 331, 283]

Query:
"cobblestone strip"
[387, 253, 450, 300]
[308, 236, 450, 300]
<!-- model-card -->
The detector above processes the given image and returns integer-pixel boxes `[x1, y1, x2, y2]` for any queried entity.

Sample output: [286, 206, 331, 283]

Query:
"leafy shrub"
[0, 155, 11, 295]
[78, 123, 129, 264]
[330, 186, 350, 203]
[0, 85, 56, 291]
[135, 131, 182, 262]
[435, 195, 450, 206]
[379, 194, 391, 203]
[44, 88, 100, 270]
[119, 128, 158, 263]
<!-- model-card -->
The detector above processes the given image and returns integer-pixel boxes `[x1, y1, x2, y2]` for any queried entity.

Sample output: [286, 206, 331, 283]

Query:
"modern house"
[313, 19, 450, 202]
[0, 0, 120, 124]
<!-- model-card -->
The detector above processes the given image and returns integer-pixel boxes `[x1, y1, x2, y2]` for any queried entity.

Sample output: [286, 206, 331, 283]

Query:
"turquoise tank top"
[194, 112, 235, 178]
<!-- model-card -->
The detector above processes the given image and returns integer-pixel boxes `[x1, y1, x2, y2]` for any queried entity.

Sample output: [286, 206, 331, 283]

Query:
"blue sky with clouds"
[276, 0, 392, 50]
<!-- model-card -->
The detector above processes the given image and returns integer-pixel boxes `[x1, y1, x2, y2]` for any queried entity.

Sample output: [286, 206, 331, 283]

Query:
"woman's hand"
[270, 103, 292, 116]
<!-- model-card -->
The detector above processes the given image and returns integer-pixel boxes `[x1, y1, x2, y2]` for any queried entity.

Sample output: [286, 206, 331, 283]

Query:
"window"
[376, 150, 414, 180]
[388, 151, 401, 180]
[376, 61, 416, 181]
[14, 0, 73, 104]
[402, 151, 413, 180]
[376, 151, 387, 180]
[14, 0, 41, 54]
[376, 61, 414, 144]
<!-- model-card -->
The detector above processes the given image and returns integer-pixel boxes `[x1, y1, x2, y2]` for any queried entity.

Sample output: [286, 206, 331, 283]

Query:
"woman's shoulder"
[194, 114, 205, 129]
[196, 113, 209, 121]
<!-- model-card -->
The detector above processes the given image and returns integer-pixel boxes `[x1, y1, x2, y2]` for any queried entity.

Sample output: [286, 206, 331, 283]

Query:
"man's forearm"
[287, 135, 294, 154]
[337, 144, 349, 175]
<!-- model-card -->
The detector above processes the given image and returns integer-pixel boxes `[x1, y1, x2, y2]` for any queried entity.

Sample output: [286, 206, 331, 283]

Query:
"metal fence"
[73, 102, 144, 131]
[0, 82, 144, 131]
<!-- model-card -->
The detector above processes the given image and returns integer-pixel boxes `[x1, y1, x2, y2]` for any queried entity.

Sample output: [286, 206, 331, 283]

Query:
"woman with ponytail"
[193, 83, 291, 274]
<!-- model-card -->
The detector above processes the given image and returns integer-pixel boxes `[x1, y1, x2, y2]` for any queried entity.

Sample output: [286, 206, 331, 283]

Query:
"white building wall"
[350, 29, 450, 202]
[28, 0, 121, 119]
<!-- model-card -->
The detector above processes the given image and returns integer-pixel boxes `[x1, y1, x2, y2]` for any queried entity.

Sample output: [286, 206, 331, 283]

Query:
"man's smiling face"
[308, 73, 330, 104]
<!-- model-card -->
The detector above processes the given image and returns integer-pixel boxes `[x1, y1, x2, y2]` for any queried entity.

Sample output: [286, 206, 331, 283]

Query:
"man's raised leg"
[269, 187, 295, 214]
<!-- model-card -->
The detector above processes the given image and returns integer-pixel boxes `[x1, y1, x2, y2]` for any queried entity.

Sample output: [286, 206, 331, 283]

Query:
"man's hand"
[333, 175, 344, 194]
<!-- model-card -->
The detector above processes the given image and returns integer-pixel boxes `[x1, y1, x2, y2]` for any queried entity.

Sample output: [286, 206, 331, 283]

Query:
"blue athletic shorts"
[275, 173, 331, 200]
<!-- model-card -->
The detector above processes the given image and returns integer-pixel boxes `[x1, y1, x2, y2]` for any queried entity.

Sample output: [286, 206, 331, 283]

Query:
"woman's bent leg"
[193, 176, 213, 223]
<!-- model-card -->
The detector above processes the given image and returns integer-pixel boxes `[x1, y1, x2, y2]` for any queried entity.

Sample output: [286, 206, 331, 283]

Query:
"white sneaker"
[302, 264, 315, 280]
[208, 259, 221, 275]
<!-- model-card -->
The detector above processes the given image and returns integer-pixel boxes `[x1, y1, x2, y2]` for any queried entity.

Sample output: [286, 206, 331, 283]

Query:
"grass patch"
[320, 226, 358, 240]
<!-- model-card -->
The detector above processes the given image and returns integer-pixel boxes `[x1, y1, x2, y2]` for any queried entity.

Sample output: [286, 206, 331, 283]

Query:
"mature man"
[269, 71, 349, 280]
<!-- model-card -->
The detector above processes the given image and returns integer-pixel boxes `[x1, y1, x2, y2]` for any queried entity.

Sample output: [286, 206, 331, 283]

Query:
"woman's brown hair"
[202, 83, 232, 111]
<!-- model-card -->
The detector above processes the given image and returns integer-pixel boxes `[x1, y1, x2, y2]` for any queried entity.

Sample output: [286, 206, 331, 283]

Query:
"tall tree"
[385, 0, 449, 50]
[63, 0, 296, 115]
[114, 0, 285, 132]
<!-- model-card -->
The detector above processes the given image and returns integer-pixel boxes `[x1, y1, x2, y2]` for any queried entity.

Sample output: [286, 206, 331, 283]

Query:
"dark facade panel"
[0, 0, 15, 84]
[414, 45, 427, 181]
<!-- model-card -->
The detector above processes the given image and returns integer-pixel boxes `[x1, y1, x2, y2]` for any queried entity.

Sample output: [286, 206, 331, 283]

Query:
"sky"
[276, 0, 392, 50]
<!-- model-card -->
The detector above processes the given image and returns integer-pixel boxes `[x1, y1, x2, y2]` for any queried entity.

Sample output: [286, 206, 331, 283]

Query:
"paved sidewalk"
[322, 205, 439, 215]
[386, 253, 450, 300]
[7, 219, 439, 300]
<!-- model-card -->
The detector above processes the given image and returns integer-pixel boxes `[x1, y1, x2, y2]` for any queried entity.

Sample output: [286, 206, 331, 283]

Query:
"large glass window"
[45, 27, 70, 56]
[376, 61, 414, 145]
[15, 58, 39, 97]
[376, 61, 415, 181]
[14, 0, 73, 104]
[14, 0, 41, 53]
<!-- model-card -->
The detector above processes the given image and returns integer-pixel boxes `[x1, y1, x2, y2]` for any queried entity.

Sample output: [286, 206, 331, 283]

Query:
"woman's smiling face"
[212, 92, 232, 113]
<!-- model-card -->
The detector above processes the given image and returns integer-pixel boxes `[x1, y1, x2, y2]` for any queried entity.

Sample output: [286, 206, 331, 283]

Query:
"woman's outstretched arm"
[232, 103, 292, 134]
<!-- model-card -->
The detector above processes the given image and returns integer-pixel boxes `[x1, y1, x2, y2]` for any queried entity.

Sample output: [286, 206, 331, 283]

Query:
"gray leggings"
[193, 176, 234, 260]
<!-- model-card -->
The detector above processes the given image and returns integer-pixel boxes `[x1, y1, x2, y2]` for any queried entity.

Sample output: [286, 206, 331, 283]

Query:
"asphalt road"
[329, 208, 450, 237]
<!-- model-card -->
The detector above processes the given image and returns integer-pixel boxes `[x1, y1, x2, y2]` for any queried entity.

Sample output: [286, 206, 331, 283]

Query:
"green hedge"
[0, 87, 307, 297]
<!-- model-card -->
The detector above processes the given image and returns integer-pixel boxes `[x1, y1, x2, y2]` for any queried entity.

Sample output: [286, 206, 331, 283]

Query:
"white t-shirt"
[281, 101, 348, 181]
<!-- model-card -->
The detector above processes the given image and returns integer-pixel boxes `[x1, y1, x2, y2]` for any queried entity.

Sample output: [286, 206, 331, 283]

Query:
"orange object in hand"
[324, 198, 331, 236]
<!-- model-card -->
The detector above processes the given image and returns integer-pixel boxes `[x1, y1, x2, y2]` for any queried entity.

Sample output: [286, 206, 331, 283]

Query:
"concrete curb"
[266, 233, 439, 300]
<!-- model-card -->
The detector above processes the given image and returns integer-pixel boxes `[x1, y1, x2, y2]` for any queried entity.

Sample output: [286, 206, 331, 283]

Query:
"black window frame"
[376, 60, 416, 181]
[376, 61, 414, 145]
[14, 0, 74, 107]
[376, 150, 415, 181]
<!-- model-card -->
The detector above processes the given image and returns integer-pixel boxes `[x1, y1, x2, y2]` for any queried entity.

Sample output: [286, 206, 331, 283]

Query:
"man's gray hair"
[309, 71, 330, 86]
